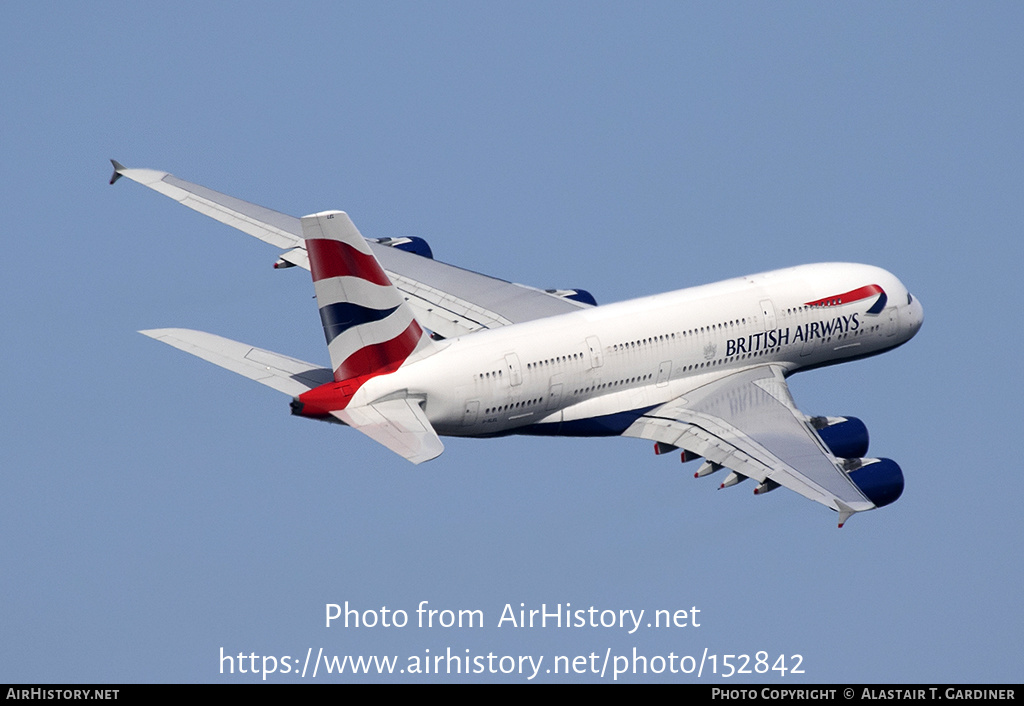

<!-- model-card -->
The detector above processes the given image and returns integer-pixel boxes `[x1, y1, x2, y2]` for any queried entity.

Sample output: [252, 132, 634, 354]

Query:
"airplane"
[110, 160, 923, 527]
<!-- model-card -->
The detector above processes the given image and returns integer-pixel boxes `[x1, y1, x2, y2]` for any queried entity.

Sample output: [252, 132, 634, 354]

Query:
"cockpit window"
[907, 293, 913, 305]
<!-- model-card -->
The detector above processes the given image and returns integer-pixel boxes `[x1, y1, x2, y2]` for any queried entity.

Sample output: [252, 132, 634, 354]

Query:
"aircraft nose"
[908, 293, 924, 335]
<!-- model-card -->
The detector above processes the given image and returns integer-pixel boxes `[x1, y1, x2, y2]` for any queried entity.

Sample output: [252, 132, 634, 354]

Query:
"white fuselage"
[351, 263, 923, 438]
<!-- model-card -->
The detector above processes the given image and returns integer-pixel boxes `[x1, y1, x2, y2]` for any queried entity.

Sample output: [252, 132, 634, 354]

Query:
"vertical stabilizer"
[301, 211, 431, 382]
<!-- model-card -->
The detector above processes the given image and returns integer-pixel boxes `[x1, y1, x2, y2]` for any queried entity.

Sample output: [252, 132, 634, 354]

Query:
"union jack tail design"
[301, 211, 431, 384]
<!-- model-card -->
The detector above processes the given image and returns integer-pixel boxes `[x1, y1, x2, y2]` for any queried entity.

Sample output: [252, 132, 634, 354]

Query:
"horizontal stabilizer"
[331, 397, 444, 465]
[140, 328, 333, 396]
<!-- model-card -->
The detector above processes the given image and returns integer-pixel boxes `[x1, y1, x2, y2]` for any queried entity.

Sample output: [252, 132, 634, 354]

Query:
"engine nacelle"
[810, 416, 869, 459]
[372, 236, 433, 259]
[847, 458, 904, 508]
[544, 288, 598, 306]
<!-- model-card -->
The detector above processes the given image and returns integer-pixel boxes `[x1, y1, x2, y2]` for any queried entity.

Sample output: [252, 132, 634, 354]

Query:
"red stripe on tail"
[307, 239, 391, 286]
[297, 319, 425, 415]
[333, 319, 424, 382]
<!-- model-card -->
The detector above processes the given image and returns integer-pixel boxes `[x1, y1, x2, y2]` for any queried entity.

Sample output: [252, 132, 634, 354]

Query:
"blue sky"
[2, 2, 1021, 683]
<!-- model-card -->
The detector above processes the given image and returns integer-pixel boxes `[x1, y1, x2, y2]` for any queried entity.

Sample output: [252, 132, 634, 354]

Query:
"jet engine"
[809, 416, 869, 459]
[846, 458, 904, 508]
[372, 236, 433, 259]
[544, 288, 598, 306]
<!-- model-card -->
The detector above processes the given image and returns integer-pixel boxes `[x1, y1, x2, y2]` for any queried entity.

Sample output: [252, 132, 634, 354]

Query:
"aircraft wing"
[111, 162, 589, 338]
[622, 365, 877, 526]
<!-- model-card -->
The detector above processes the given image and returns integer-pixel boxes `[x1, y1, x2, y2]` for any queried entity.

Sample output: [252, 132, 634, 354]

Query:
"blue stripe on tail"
[319, 302, 400, 344]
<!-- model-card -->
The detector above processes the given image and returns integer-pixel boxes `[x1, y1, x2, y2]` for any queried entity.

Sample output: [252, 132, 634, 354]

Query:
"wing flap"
[140, 328, 333, 396]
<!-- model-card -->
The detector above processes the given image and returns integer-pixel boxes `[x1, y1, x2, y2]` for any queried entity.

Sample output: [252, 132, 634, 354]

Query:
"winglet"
[109, 159, 126, 185]
[836, 500, 858, 528]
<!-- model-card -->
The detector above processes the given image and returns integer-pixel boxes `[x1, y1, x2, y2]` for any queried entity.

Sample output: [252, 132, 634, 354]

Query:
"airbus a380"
[110, 160, 923, 526]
